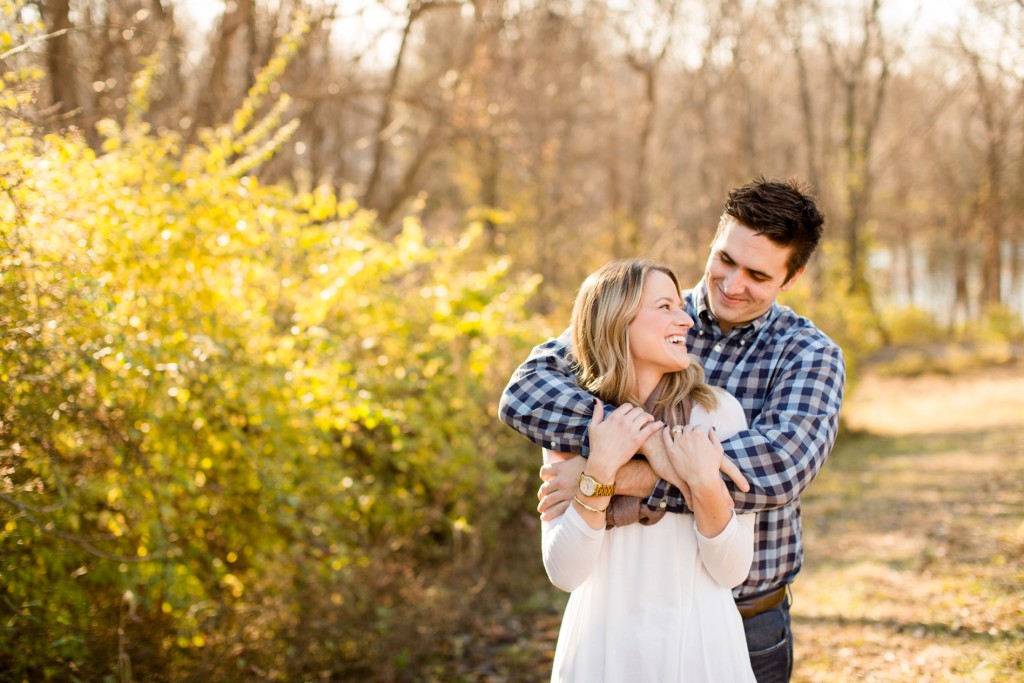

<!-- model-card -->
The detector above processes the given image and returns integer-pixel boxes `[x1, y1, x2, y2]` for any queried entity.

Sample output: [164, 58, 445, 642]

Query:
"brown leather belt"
[735, 585, 787, 620]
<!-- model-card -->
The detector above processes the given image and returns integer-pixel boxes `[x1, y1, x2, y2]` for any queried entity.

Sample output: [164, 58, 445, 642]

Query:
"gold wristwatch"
[578, 472, 615, 497]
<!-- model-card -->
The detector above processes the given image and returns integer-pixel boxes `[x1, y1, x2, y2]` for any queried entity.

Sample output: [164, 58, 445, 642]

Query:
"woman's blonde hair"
[570, 259, 717, 419]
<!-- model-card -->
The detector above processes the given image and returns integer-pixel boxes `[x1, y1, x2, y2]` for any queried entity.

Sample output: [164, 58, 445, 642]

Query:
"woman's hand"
[638, 427, 683, 490]
[661, 425, 749, 494]
[662, 424, 726, 490]
[662, 425, 737, 537]
[586, 400, 662, 482]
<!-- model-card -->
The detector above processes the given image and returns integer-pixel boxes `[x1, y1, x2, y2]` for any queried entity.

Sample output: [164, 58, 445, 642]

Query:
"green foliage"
[784, 255, 1023, 382]
[870, 342, 1020, 378]
[779, 250, 886, 397]
[869, 304, 1021, 378]
[0, 9, 543, 680]
[974, 303, 1024, 343]
[881, 305, 948, 346]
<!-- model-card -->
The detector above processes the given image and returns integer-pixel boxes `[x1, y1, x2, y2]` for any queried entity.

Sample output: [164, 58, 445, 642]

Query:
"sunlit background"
[1, 0, 1022, 680]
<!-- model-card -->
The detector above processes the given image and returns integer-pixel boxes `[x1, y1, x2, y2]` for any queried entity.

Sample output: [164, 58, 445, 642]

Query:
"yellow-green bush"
[881, 305, 949, 346]
[0, 8, 543, 679]
[779, 251, 886, 398]
[974, 303, 1024, 343]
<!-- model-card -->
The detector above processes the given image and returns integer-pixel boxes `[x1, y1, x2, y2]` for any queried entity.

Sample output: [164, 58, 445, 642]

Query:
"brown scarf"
[604, 380, 692, 529]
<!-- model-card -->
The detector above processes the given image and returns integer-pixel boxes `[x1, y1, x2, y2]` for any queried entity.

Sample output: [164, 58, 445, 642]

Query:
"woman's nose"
[676, 310, 694, 329]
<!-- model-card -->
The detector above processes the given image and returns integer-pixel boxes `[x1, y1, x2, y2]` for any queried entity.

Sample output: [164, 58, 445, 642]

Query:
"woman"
[542, 259, 756, 682]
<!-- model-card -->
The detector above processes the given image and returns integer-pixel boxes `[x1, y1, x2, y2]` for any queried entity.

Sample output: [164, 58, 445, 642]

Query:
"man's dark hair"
[722, 175, 825, 281]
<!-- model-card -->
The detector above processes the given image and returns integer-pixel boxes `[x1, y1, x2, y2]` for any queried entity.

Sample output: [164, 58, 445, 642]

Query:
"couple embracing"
[499, 176, 846, 683]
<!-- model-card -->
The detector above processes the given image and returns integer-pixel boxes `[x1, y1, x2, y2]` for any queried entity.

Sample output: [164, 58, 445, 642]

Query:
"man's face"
[703, 216, 804, 332]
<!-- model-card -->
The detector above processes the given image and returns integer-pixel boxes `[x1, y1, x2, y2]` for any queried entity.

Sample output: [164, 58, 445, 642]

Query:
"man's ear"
[780, 266, 806, 292]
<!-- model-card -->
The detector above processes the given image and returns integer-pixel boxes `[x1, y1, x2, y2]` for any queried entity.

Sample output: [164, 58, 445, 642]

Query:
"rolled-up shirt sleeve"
[498, 332, 604, 456]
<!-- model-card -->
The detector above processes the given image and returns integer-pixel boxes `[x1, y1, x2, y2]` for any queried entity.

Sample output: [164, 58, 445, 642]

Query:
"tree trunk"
[627, 62, 656, 255]
[43, 0, 80, 124]
[979, 141, 1004, 307]
[193, 0, 257, 131]
[952, 209, 972, 329]
[363, 4, 420, 216]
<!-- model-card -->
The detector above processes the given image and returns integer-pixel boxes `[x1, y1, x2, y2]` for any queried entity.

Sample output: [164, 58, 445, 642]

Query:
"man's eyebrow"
[719, 249, 773, 281]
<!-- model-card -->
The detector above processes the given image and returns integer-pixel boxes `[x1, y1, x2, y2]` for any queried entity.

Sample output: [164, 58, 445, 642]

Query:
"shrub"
[0, 8, 544, 679]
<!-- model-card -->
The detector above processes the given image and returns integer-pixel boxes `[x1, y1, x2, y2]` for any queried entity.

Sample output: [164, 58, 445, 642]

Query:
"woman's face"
[626, 270, 694, 381]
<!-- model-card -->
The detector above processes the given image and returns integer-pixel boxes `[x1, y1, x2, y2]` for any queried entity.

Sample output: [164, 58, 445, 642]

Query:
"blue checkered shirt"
[498, 279, 846, 598]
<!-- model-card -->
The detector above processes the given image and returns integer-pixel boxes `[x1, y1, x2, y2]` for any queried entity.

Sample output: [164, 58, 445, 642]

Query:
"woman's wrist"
[687, 476, 731, 509]
[582, 462, 618, 485]
[572, 496, 609, 513]
[682, 469, 724, 491]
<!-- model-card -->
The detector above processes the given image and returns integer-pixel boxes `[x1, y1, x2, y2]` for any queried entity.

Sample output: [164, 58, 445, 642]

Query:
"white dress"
[542, 389, 756, 683]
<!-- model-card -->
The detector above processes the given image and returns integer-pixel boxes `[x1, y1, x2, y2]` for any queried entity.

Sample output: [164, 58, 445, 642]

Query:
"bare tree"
[962, 40, 1010, 307]
[193, 0, 259, 132]
[822, 0, 896, 302]
[646, 0, 744, 275]
[19, 0, 1022, 327]
[612, 0, 682, 255]
[42, 0, 81, 126]
[954, 0, 1024, 310]
[777, 0, 823, 196]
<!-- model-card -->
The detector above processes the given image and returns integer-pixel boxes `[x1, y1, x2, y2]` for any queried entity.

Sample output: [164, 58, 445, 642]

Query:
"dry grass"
[793, 364, 1024, 682]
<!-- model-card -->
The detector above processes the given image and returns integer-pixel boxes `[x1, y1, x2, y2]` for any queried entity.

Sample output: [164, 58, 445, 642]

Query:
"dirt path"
[793, 365, 1024, 682]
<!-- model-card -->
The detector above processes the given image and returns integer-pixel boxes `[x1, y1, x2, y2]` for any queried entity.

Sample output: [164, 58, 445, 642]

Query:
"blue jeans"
[742, 595, 793, 683]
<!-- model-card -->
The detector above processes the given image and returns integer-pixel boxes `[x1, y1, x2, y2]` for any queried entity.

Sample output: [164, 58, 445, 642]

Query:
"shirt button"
[659, 501, 667, 509]
[714, 344, 722, 352]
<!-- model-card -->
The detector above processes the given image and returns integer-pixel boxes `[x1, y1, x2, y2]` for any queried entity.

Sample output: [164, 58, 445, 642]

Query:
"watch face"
[580, 476, 595, 496]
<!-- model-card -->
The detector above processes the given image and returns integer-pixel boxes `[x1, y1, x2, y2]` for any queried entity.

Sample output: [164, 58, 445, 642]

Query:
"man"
[499, 176, 846, 682]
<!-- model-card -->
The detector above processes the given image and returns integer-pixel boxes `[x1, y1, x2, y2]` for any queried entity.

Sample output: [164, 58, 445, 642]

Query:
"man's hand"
[537, 452, 586, 521]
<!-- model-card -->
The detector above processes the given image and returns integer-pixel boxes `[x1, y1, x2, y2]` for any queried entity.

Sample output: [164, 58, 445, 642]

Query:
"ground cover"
[793, 364, 1024, 682]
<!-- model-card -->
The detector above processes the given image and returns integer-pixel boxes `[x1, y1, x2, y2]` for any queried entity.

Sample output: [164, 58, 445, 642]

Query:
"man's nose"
[722, 271, 744, 294]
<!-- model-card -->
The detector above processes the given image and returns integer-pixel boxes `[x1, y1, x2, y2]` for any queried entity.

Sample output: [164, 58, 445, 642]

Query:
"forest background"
[1, 0, 1021, 680]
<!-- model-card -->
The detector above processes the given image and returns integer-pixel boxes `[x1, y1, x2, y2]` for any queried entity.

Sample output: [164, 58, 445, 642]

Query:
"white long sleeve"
[689, 388, 755, 589]
[541, 504, 605, 592]
[695, 510, 756, 589]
